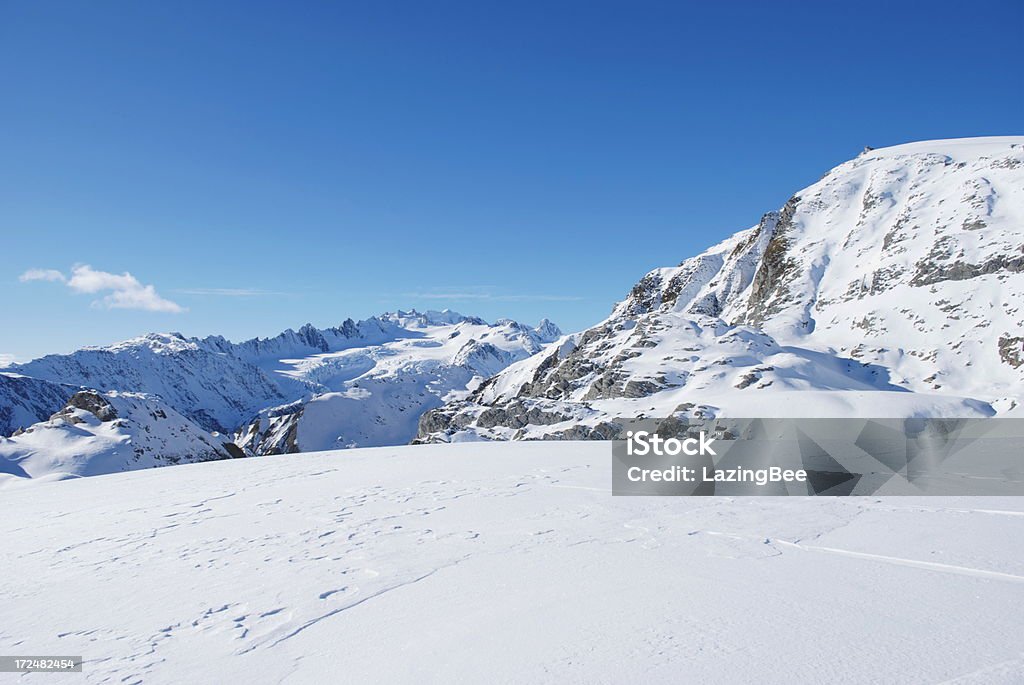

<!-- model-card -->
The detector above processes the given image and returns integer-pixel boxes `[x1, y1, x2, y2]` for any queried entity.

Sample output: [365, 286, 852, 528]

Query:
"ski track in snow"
[2, 441, 1023, 684]
[774, 540, 1024, 584]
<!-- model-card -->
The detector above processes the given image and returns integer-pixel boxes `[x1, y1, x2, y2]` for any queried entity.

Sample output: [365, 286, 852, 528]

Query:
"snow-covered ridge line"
[72, 308, 546, 360]
[6, 309, 559, 433]
[854, 135, 1024, 159]
[1, 310, 561, 479]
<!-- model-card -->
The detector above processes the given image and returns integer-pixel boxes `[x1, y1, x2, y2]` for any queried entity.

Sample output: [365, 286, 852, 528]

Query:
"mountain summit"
[417, 137, 1024, 442]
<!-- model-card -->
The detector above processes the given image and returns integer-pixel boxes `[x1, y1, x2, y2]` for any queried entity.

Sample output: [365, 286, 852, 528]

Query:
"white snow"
[2, 441, 1022, 683]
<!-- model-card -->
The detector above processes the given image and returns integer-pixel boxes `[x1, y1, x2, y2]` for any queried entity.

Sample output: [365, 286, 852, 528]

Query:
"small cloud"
[0, 353, 17, 367]
[19, 268, 67, 283]
[21, 264, 185, 313]
[68, 265, 184, 313]
[174, 287, 288, 297]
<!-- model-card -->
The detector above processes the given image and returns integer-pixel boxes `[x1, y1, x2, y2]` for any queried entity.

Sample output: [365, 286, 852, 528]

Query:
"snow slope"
[0, 391, 235, 479]
[2, 441, 1022, 683]
[419, 137, 1024, 441]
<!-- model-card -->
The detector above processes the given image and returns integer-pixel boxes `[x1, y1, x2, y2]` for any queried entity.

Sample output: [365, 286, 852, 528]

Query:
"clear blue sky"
[2, 0, 1021, 361]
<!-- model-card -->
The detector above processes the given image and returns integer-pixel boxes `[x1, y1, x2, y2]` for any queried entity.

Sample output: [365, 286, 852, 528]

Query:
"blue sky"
[2, 0, 1021, 361]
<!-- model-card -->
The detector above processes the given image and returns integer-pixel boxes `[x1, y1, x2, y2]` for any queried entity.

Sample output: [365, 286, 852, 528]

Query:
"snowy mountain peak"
[97, 332, 201, 355]
[417, 137, 1024, 442]
[534, 318, 563, 342]
[377, 308, 480, 328]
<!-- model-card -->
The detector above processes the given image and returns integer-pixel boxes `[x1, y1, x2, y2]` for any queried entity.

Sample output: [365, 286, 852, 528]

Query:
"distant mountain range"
[0, 311, 560, 479]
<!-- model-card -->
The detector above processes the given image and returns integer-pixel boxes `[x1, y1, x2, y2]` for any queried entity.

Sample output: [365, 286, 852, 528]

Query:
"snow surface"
[2, 441, 1023, 684]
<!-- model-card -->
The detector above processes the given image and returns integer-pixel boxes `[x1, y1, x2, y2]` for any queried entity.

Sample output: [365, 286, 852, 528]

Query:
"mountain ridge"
[6, 309, 558, 432]
[0, 310, 560, 478]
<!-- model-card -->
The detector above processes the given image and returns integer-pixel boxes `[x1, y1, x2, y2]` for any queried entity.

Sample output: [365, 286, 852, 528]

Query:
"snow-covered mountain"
[0, 390, 239, 479]
[417, 137, 1024, 442]
[0, 311, 559, 478]
[0, 373, 75, 437]
[232, 311, 561, 454]
[9, 333, 299, 433]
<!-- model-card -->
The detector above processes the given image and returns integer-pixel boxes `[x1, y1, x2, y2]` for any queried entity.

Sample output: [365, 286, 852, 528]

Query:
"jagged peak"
[534, 318, 562, 342]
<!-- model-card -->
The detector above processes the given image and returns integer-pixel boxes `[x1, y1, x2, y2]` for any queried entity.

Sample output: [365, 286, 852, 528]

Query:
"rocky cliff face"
[417, 137, 1024, 442]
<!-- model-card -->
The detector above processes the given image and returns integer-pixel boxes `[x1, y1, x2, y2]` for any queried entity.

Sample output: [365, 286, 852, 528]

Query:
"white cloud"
[19, 268, 67, 283]
[0, 353, 16, 367]
[21, 264, 185, 313]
